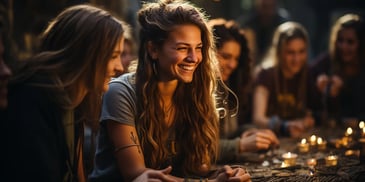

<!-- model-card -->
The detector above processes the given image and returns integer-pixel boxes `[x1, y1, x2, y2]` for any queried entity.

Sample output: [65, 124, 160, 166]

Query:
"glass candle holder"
[298, 138, 309, 153]
[325, 155, 338, 166]
[309, 135, 317, 146]
[317, 137, 327, 150]
[306, 158, 317, 167]
[282, 152, 297, 166]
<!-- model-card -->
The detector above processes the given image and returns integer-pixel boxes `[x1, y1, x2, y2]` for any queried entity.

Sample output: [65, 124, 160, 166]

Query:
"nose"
[227, 59, 238, 70]
[114, 57, 124, 77]
[187, 49, 199, 63]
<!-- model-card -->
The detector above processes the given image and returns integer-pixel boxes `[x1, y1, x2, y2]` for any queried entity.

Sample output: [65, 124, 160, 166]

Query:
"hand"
[302, 113, 315, 130]
[132, 166, 177, 182]
[316, 74, 329, 94]
[287, 121, 305, 138]
[329, 75, 343, 97]
[213, 165, 251, 182]
[239, 129, 280, 152]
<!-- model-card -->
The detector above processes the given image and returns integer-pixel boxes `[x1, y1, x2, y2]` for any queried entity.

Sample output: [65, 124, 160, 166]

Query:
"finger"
[227, 173, 251, 182]
[160, 166, 173, 174]
[147, 179, 162, 182]
[148, 171, 176, 182]
[256, 133, 276, 145]
[256, 142, 270, 150]
[222, 165, 234, 176]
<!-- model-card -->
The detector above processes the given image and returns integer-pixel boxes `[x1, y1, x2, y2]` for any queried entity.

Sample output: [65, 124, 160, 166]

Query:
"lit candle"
[345, 127, 353, 136]
[309, 135, 317, 146]
[359, 121, 364, 129]
[298, 138, 309, 153]
[282, 152, 298, 166]
[325, 155, 338, 166]
[317, 137, 327, 150]
[307, 158, 317, 167]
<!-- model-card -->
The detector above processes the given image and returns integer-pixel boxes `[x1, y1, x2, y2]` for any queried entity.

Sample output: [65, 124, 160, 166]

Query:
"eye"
[176, 47, 188, 51]
[195, 46, 203, 51]
[111, 54, 120, 59]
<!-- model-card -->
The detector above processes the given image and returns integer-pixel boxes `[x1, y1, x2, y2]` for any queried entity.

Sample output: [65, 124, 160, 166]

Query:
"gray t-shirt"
[89, 73, 136, 182]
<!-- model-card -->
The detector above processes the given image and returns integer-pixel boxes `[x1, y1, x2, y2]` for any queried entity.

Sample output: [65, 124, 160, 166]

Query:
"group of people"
[0, 0, 364, 181]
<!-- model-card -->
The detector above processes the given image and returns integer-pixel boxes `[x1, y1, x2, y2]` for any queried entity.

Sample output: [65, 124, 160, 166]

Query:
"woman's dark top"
[255, 67, 308, 120]
[309, 53, 365, 121]
[1, 81, 73, 182]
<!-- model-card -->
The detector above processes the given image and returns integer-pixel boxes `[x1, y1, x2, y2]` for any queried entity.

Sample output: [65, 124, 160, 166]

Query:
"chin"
[179, 76, 194, 83]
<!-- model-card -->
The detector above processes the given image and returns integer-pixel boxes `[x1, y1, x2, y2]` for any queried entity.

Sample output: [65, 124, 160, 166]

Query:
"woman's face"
[103, 37, 124, 91]
[280, 38, 307, 77]
[217, 40, 241, 81]
[152, 24, 203, 83]
[0, 38, 12, 109]
[336, 28, 359, 63]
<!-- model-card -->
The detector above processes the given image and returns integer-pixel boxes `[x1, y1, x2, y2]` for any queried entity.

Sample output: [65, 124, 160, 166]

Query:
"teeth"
[181, 65, 194, 71]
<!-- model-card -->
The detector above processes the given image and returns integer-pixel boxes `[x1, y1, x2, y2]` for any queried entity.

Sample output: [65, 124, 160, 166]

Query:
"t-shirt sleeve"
[100, 76, 137, 126]
[254, 68, 272, 89]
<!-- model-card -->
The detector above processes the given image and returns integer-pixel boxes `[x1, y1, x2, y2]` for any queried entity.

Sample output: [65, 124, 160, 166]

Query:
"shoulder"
[110, 72, 136, 88]
[257, 67, 275, 80]
[254, 67, 275, 88]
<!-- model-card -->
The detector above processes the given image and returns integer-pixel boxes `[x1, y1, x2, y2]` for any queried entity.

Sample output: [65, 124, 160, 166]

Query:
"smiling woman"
[90, 0, 251, 182]
[309, 14, 365, 124]
[2, 4, 124, 182]
[253, 21, 315, 138]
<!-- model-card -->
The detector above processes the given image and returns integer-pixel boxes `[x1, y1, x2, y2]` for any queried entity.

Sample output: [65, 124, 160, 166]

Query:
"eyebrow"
[176, 42, 203, 46]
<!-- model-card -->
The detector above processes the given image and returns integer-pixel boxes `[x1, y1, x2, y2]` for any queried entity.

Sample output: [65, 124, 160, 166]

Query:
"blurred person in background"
[0, 14, 12, 110]
[209, 18, 279, 163]
[309, 14, 365, 125]
[252, 22, 315, 138]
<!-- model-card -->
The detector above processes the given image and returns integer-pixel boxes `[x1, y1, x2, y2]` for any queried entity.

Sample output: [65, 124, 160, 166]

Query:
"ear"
[147, 41, 158, 60]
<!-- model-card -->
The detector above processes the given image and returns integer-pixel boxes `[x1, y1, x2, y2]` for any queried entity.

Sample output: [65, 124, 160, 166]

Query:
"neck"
[281, 68, 296, 79]
[158, 80, 178, 102]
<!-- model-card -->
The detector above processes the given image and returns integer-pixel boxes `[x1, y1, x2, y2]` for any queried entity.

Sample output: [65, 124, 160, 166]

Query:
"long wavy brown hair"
[136, 0, 220, 176]
[11, 4, 125, 129]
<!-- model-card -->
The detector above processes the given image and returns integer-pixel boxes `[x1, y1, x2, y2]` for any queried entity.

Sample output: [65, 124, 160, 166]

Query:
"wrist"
[238, 137, 245, 153]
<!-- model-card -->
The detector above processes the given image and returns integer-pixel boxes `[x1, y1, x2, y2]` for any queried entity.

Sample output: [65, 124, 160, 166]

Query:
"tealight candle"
[309, 135, 317, 146]
[344, 127, 353, 144]
[306, 158, 317, 167]
[345, 127, 353, 136]
[325, 155, 338, 166]
[282, 152, 298, 166]
[298, 138, 309, 153]
[317, 137, 327, 150]
[359, 121, 364, 129]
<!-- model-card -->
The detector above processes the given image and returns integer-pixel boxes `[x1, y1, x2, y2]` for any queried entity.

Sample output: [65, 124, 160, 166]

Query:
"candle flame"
[317, 137, 323, 144]
[346, 127, 353, 136]
[310, 135, 316, 142]
[360, 121, 365, 129]
[301, 138, 306, 144]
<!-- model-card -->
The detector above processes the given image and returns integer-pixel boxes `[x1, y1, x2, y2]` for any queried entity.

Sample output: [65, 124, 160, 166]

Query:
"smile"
[179, 65, 195, 71]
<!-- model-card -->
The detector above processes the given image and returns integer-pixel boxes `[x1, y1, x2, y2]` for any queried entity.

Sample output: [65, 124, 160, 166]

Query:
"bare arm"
[252, 85, 270, 128]
[106, 120, 148, 181]
[107, 120, 181, 182]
